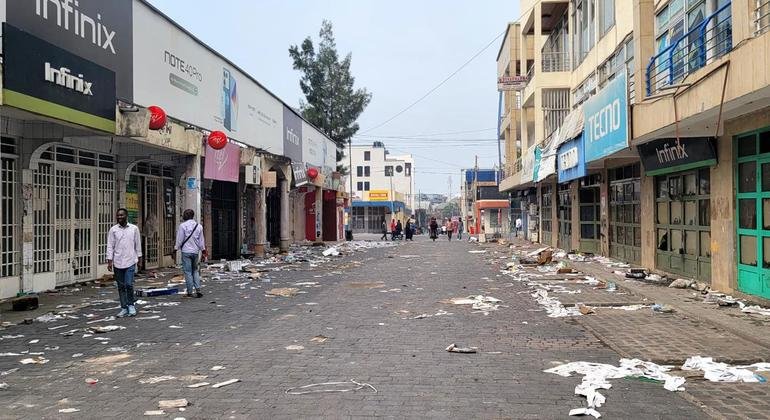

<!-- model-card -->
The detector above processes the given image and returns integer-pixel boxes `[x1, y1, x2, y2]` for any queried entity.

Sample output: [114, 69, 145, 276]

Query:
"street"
[0, 235, 736, 419]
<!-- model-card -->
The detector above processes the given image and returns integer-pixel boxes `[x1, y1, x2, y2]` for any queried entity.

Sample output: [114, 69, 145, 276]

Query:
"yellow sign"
[368, 190, 389, 201]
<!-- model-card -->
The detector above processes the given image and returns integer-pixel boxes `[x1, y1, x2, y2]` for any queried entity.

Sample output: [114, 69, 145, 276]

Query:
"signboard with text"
[583, 72, 629, 163]
[497, 75, 528, 91]
[638, 137, 717, 176]
[557, 134, 587, 183]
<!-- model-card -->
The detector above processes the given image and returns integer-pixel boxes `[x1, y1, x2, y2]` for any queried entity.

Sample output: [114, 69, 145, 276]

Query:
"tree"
[441, 202, 459, 219]
[289, 20, 372, 173]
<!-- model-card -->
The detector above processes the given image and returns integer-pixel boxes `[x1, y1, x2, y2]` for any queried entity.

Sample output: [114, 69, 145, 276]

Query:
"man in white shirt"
[106, 208, 143, 317]
[174, 209, 207, 298]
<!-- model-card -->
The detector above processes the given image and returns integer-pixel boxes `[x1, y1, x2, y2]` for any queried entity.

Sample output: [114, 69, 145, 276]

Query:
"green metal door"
[735, 129, 770, 299]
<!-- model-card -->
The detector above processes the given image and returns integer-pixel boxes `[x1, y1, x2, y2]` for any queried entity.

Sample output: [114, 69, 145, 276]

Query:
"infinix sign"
[6, 0, 133, 101]
[45, 62, 94, 96]
[34, 0, 117, 54]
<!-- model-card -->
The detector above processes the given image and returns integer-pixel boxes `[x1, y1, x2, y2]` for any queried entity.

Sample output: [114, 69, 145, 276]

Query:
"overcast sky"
[147, 0, 519, 195]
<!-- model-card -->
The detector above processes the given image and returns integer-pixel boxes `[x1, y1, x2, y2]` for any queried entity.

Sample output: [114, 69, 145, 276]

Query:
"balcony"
[757, 0, 770, 36]
[541, 51, 570, 72]
[646, 2, 732, 96]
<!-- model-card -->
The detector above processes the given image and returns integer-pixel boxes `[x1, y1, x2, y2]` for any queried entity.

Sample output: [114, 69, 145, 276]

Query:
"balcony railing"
[646, 1, 732, 96]
[504, 157, 522, 178]
[757, 0, 770, 35]
[542, 51, 571, 72]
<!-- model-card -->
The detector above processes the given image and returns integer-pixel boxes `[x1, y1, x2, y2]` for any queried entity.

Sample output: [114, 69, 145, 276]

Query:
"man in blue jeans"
[106, 208, 143, 317]
[174, 209, 207, 298]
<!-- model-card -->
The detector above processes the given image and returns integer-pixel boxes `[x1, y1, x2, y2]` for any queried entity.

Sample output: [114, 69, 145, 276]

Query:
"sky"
[147, 0, 520, 195]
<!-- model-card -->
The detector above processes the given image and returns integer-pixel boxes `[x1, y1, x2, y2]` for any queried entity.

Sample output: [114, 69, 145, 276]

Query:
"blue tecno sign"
[583, 72, 629, 162]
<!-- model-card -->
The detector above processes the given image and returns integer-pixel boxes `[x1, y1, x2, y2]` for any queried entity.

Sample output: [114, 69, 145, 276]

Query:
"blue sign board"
[557, 134, 587, 183]
[583, 72, 629, 162]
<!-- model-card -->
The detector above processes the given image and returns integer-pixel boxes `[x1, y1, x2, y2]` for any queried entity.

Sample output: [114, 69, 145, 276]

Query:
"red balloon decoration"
[148, 106, 167, 130]
[208, 131, 228, 150]
[307, 167, 319, 179]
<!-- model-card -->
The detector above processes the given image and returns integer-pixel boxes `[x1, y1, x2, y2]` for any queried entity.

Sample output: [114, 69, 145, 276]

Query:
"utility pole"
[346, 138, 353, 241]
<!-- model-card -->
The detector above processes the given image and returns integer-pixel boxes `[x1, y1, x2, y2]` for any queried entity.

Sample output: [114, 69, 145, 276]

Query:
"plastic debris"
[85, 378, 99, 385]
[322, 247, 340, 257]
[310, 335, 329, 343]
[285, 345, 304, 351]
[285, 379, 377, 395]
[468, 250, 487, 254]
[0, 383, 8, 390]
[20, 356, 49, 364]
[211, 378, 240, 388]
[266, 287, 300, 298]
[445, 343, 477, 353]
[738, 302, 770, 316]
[158, 399, 188, 409]
[447, 295, 502, 313]
[186, 382, 210, 388]
[210, 366, 226, 371]
[59, 408, 80, 413]
[90, 325, 126, 333]
[569, 408, 602, 418]
[135, 287, 179, 297]
[144, 410, 165, 416]
[668, 278, 694, 289]
[682, 356, 767, 382]
[35, 313, 65, 323]
[140, 376, 176, 384]
[651, 304, 675, 313]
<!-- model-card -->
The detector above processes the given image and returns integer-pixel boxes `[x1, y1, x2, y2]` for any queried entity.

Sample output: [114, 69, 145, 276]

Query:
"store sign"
[2, 24, 116, 132]
[292, 162, 308, 187]
[245, 165, 260, 185]
[6, 0, 133, 100]
[638, 137, 717, 176]
[497, 75, 528, 91]
[132, 1, 283, 153]
[283, 106, 303, 162]
[368, 190, 389, 201]
[203, 142, 240, 182]
[557, 135, 587, 183]
[583, 72, 629, 163]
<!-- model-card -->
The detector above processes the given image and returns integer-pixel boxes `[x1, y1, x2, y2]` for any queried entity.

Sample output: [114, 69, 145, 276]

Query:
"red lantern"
[307, 167, 319, 179]
[147, 106, 167, 130]
[208, 131, 228, 150]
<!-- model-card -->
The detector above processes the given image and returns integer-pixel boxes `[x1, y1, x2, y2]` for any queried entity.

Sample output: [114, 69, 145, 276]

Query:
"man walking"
[458, 219, 464, 240]
[174, 209, 207, 298]
[106, 208, 142, 317]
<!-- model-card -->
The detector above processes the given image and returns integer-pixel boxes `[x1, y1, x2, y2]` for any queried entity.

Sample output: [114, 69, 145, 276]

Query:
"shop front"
[557, 134, 587, 251]
[735, 128, 770, 299]
[608, 164, 641, 264]
[203, 142, 242, 260]
[578, 174, 602, 254]
[639, 137, 717, 282]
[127, 162, 176, 270]
[540, 185, 554, 246]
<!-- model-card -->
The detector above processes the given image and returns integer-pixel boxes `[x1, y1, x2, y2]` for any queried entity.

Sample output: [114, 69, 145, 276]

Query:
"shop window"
[671, 201, 683, 224]
[764, 199, 770, 230]
[760, 131, 770, 154]
[685, 230, 698, 255]
[740, 235, 757, 266]
[739, 162, 757, 193]
[385, 166, 393, 176]
[739, 199, 757, 229]
[762, 163, 770, 191]
[671, 230, 683, 252]
[737, 134, 756, 157]
[657, 202, 669, 224]
[405, 163, 412, 176]
[700, 231, 711, 257]
[699, 200, 710, 226]
[698, 169, 710, 194]
[635, 227, 642, 247]
[685, 201, 697, 225]
[657, 178, 668, 198]
[684, 173, 697, 196]
[581, 224, 595, 239]
[658, 229, 669, 251]
[764, 237, 770, 268]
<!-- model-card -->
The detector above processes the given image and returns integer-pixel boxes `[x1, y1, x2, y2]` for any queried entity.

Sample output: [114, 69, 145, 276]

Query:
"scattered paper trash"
[468, 250, 487, 254]
[90, 325, 126, 333]
[20, 356, 48, 365]
[310, 335, 329, 343]
[0, 383, 8, 390]
[158, 399, 188, 409]
[186, 382, 210, 388]
[210, 366, 225, 371]
[285, 345, 304, 351]
[569, 408, 602, 418]
[211, 378, 240, 388]
[285, 379, 377, 395]
[266, 288, 300, 298]
[139, 376, 176, 384]
[144, 410, 165, 416]
[322, 247, 340, 257]
[651, 304, 675, 314]
[58, 408, 80, 414]
[668, 278, 694, 289]
[445, 343, 477, 353]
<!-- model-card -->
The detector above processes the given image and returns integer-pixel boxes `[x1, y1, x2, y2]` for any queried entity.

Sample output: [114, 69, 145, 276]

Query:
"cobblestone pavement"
[1, 236, 709, 419]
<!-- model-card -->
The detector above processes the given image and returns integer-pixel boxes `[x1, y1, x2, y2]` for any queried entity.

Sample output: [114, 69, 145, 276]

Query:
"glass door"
[557, 184, 572, 250]
[736, 129, 770, 299]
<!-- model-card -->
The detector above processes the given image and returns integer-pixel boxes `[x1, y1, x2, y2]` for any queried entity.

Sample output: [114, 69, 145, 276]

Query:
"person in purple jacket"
[174, 209, 208, 298]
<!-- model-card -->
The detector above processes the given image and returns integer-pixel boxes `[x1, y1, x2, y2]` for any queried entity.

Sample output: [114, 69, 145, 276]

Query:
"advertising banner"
[2, 24, 116, 132]
[291, 162, 308, 187]
[497, 75, 528, 91]
[203, 142, 241, 182]
[368, 190, 389, 201]
[520, 144, 536, 184]
[283, 106, 303, 162]
[5, 0, 133, 101]
[132, 2, 283, 153]
[638, 137, 717, 176]
[557, 134, 587, 183]
[583, 72, 629, 163]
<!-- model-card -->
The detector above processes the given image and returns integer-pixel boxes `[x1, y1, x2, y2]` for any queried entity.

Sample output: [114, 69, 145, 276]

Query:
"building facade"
[499, 0, 770, 300]
[0, 0, 346, 300]
[349, 142, 415, 233]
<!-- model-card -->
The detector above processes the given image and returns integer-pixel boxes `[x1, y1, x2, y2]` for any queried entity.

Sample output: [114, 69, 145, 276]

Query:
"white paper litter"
[322, 247, 339, 257]
[186, 382, 210, 388]
[569, 408, 602, 418]
[139, 375, 176, 384]
[682, 356, 764, 383]
[211, 378, 240, 388]
[738, 302, 770, 316]
[448, 295, 502, 313]
[468, 250, 487, 254]
[58, 408, 80, 413]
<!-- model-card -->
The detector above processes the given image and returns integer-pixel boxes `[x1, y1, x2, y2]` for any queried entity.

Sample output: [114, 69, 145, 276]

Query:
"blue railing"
[646, 2, 732, 96]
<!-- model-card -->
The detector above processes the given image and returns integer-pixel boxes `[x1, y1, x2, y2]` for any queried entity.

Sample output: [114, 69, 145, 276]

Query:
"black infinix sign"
[6, 0, 133, 101]
[3, 24, 116, 131]
[638, 137, 717, 176]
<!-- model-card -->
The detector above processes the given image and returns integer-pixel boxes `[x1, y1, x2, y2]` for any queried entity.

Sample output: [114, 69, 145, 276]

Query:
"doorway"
[211, 180, 239, 260]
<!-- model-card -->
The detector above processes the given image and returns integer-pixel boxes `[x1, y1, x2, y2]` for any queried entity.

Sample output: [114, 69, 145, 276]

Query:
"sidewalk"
[476, 237, 770, 420]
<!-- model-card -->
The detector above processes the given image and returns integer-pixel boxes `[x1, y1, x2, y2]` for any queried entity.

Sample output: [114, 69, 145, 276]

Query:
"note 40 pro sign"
[583, 72, 629, 163]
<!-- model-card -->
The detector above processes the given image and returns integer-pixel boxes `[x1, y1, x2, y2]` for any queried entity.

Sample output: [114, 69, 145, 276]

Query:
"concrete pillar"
[255, 186, 267, 257]
[279, 177, 291, 252]
[534, 2, 543, 75]
[711, 129, 736, 291]
[314, 186, 323, 244]
[571, 180, 580, 251]
[633, 0, 656, 100]
[599, 167, 610, 256]
[182, 154, 201, 219]
[640, 165, 656, 270]
[551, 178, 559, 248]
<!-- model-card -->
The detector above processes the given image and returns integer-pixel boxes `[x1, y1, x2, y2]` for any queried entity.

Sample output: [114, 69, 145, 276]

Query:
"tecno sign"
[586, 99, 621, 144]
[45, 62, 94, 95]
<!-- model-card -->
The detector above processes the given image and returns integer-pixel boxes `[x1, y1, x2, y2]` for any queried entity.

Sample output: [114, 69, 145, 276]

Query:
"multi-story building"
[349, 142, 415, 233]
[462, 169, 510, 238]
[499, 0, 770, 301]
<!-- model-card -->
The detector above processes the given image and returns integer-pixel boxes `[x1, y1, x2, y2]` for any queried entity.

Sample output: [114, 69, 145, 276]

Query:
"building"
[462, 169, 510, 239]
[498, 0, 770, 300]
[0, 0, 346, 300]
[348, 142, 415, 233]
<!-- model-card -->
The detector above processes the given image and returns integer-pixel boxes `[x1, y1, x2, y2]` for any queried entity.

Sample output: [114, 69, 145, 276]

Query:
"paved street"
[0, 235, 738, 419]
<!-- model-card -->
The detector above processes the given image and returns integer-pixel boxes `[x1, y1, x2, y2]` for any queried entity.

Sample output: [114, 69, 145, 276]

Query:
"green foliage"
[441, 202, 459, 219]
[289, 20, 372, 172]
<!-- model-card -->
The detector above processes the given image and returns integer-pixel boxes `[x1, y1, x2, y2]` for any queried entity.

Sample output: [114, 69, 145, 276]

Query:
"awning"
[352, 200, 406, 211]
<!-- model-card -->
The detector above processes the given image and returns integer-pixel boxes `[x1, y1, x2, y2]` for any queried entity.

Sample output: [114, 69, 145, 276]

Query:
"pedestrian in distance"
[458, 219, 464, 240]
[429, 217, 439, 241]
[106, 208, 142, 318]
[380, 218, 389, 241]
[446, 218, 454, 241]
[390, 218, 396, 239]
[394, 219, 403, 240]
[405, 219, 414, 241]
[515, 217, 522, 237]
[174, 209, 207, 298]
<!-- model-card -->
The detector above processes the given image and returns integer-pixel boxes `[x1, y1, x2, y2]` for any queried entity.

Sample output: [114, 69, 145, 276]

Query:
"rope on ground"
[285, 379, 378, 395]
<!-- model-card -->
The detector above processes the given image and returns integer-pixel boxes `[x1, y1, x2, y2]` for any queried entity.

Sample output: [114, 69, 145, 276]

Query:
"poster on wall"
[203, 142, 241, 182]
[5, 0, 134, 101]
[131, 2, 283, 153]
